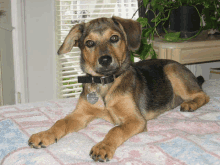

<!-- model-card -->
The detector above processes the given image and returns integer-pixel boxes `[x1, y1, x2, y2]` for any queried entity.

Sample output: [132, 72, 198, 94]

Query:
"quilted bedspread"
[1, 79, 220, 165]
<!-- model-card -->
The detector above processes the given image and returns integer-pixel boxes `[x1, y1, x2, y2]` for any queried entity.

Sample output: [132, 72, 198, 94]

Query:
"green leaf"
[135, 41, 157, 60]
[137, 17, 149, 27]
[142, 29, 148, 37]
[143, 0, 149, 8]
[140, 43, 152, 60]
[160, 16, 169, 22]
[141, 38, 149, 44]
[211, 17, 217, 20]
[142, 28, 153, 38]
[150, 0, 162, 11]
[151, 16, 160, 23]
[151, 51, 157, 59]
[156, 5, 164, 12]
[203, 2, 209, 8]
[151, 0, 156, 9]
[150, 45, 157, 59]
[164, 32, 181, 42]
[151, 32, 154, 40]
[130, 51, 135, 62]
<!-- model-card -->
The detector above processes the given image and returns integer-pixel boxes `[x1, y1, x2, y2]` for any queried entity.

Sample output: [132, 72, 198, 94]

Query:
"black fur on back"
[132, 60, 174, 110]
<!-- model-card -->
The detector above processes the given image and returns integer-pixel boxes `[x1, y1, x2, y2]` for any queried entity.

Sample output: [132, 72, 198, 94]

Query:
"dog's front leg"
[28, 97, 97, 149]
[90, 117, 146, 162]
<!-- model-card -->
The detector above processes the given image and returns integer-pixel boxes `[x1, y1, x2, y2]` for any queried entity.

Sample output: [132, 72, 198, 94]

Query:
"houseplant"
[131, 0, 220, 61]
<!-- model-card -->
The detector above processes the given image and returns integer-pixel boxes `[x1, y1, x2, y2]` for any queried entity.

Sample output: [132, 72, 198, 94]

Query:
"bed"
[1, 79, 220, 165]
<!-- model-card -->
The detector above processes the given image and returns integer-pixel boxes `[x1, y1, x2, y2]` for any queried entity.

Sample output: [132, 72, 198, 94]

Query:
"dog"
[28, 16, 210, 162]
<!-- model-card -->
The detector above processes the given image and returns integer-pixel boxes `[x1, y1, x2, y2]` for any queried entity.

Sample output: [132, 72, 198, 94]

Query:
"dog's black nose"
[98, 55, 112, 67]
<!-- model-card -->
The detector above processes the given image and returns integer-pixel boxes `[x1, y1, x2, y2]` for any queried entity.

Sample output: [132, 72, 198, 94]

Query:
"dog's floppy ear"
[112, 16, 141, 51]
[57, 23, 84, 55]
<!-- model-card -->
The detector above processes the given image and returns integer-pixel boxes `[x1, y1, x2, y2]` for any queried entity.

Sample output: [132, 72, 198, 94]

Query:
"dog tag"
[87, 92, 99, 104]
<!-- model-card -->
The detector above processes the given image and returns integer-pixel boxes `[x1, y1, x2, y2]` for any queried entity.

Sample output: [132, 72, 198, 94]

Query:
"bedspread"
[1, 79, 220, 165]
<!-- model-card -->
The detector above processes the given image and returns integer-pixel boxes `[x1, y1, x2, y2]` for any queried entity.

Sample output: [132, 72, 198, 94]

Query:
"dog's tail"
[197, 75, 205, 87]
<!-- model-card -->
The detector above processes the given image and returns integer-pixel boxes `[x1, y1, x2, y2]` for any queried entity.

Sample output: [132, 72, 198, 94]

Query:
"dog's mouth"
[95, 59, 119, 76]
[96, 67, 118, 76]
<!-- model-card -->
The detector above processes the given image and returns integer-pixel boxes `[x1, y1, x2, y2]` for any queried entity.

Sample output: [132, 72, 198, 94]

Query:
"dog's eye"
[85, 40, 95, 48]
[110, 35, 119, 43]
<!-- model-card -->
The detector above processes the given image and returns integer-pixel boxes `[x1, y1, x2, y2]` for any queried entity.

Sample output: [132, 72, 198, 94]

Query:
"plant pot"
[169, 6, 202, 38]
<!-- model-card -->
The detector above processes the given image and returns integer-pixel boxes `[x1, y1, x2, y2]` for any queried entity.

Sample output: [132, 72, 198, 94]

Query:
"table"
[152, 36, 220, 64]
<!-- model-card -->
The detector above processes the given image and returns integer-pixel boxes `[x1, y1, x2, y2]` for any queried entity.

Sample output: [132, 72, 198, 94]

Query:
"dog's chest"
[86, 84, 122, 125]
[86, 84, 109, 104]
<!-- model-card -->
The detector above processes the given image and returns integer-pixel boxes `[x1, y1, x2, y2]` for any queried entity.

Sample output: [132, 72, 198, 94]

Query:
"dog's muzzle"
[98, 55, 112, 67]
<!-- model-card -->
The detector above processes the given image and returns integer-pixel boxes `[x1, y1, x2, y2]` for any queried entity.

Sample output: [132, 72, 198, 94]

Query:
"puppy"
[28, 16, 210, 162]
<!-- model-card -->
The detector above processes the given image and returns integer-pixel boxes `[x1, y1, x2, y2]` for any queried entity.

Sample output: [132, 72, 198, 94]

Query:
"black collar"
[78, 74, 120, 85]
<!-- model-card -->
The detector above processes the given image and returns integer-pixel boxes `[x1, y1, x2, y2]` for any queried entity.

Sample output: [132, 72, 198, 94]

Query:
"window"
[56, 0, 138, 98]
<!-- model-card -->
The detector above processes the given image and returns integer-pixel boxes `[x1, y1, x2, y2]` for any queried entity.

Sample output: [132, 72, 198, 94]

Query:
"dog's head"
[58, 16, 141, 76]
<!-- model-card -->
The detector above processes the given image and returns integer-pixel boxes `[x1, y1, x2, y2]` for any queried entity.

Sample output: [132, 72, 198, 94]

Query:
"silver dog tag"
[87, 92, 99, 104]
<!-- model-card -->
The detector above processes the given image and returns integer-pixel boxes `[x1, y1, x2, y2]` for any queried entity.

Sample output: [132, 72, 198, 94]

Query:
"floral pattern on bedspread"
[0, 79, 220, 165]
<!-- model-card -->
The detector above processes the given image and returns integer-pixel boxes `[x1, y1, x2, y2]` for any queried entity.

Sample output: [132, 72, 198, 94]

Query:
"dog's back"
[132, 59, 207, 120]
[133, 59, 174, 110]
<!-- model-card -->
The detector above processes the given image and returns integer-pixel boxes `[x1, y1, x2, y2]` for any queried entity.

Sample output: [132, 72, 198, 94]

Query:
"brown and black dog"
[28, 16, 210, 162]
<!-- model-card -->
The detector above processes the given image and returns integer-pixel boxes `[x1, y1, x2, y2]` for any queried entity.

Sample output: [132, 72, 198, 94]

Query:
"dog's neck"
[78, 61, 131, 85]
[78, 74, 120, 85]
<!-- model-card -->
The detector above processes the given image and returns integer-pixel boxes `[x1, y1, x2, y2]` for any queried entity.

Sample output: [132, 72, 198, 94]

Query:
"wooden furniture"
[152, 37, 220, 64]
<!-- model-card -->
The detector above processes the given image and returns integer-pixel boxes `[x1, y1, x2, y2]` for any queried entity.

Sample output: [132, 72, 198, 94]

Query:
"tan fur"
[164, 63, 210, 112]
[145, 111, 163, 121]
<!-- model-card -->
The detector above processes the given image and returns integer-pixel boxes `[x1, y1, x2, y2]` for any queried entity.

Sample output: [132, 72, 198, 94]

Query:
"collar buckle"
[113, 74, 116, 80]
[100, 76, 105, 85]
[91, 76, 95, 84]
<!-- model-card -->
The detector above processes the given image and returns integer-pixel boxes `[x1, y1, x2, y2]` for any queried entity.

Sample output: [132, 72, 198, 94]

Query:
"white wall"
[195, 61, 220, 80]
[11, 0, 57, 103]
[185, 61, 220, 81]
[0, 0, 16, 105]
[23, 0, 57, 103]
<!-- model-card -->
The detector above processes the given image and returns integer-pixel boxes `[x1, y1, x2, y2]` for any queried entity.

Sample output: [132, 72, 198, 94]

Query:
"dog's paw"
[180, 101, 197, 112]
[89, 142, 115, 162]
[28, 131, 58, 149]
